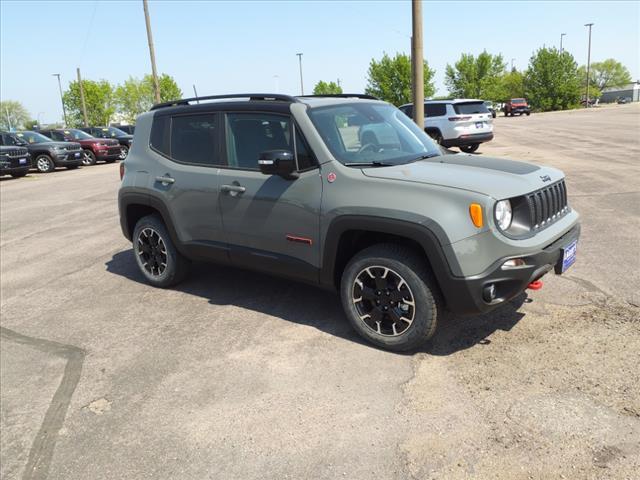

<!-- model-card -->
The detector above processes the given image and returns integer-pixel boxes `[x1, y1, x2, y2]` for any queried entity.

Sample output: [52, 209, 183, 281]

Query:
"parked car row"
[0, 125, 134, 177]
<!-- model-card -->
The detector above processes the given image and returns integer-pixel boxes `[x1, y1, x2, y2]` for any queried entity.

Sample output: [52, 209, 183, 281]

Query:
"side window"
[51, 131, 65, 141]
[150, 115, 170, 156]
[294, 128, 317, 171]
[425, 104, 447, 117]
[225, 113, 291, 170]
[400, 105, 413, 118]
[170, 113, 220, 166]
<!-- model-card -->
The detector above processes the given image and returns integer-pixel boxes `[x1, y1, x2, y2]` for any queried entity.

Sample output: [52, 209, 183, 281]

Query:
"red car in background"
[39, 128, 121, 166]
[503, 98, 531, 116]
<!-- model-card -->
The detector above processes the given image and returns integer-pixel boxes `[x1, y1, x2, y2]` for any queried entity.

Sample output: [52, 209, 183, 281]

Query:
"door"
[217, 112, 322, 283]
[148, 112, 228, 262]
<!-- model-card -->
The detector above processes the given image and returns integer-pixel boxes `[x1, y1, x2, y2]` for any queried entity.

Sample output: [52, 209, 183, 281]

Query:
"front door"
[217, 111, 322, 283]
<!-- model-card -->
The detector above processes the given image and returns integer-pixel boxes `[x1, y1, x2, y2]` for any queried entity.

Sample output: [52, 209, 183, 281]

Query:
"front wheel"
[460, 143, 479, 153]
[132, 214, 189, 288]
[119, 146, 129, 160]
[526, 112, 531, 116]
[82, 149, 96, 166]
[340, 244, 440, 352]
[35, 154, 55, 173]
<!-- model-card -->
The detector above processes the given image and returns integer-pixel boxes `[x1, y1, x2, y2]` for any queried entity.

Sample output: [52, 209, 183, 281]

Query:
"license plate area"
[557, 239, 577, 274]
[19, 158, 27, 164]
[475, 122, 483, 128]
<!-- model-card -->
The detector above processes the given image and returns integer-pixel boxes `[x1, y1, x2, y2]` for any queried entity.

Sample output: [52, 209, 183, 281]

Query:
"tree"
[578, 59, 632, 92]
[313, 80, 343, 95]
[63, 79, 116, 127]
[500, 70, 526, 100]
[444, 51, 506, 100]
[0, 100, 31, 130]
[114, 73, 182, 123]
[365, 52, 435, 106]
[525, 48, 581, 111]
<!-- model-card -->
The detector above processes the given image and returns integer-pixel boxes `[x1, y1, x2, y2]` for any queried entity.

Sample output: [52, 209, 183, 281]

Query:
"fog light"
[501, 258, 526, 269]
[483, 284, 496, 302]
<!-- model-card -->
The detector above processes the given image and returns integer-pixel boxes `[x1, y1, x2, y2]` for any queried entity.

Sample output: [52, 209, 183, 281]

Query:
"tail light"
[448, 116, 472, 121]
[119, 162, 124, 180]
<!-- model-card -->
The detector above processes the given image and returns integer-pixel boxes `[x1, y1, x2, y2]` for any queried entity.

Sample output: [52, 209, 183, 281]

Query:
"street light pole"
[585, 23, 594, 107]
[560, 33, 566, 53]
[77, 67, 89, 127]
[143, 0, 161, 104]
[52, 73, 68, 126]
[511, 58, 515, 71]
[296, 53, 304, 95]
[411, 0, 424, 127]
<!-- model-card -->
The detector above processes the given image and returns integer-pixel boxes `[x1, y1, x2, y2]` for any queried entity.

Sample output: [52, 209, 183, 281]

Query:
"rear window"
[150, 115, 171, 156]
[512, 98, 526, 103]
[453, 102, 489, 115]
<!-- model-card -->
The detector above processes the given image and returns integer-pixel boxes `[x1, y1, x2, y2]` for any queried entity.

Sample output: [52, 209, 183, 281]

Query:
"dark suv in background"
[111, 124, 135, 135]
[80, 126, 132, 159]
[0, 131, 82, 173]
[40, 128, 121, 166]
[0, 144, 31, 178]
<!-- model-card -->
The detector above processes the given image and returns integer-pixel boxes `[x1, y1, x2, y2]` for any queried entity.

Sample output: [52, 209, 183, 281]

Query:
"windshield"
[453, 102, 489, 114]
[16, 131, 53, 144]
[512, 98, 526, 103]
[307, 103, 440, 166]
[66, 129, 93, 140]
[102, 127, 128, 137]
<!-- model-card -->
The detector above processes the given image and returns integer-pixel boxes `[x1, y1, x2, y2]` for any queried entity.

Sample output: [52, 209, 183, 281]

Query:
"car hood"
[360, 154, 564, 199]
[83, 138, 119, 146]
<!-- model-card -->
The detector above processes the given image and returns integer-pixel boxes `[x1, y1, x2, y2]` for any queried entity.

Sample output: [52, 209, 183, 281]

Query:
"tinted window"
[400, 105, 413, 117]
[225, 113, 292, 170]
[425, 103, 447, 117]
[150, 115, 170, 156]
[50, 131, 67, 141]
[170, 113, 220, 166]
[295, 128, 316, 171]
[453, 102, 489, 114]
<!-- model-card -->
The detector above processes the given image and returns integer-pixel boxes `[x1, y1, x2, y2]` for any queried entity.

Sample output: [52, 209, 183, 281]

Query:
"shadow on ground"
[106, 249, 526, 355]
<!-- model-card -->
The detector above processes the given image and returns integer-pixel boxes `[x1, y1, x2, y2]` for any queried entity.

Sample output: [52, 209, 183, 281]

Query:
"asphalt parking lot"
[1, 104, 639, 480]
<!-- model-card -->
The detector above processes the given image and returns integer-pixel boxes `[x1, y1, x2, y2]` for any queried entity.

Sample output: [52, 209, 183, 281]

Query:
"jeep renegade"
[118, 93, 580, 351]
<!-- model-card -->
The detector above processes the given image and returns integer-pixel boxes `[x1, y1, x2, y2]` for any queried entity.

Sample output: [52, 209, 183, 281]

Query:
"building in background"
[600, 81, 640, 103]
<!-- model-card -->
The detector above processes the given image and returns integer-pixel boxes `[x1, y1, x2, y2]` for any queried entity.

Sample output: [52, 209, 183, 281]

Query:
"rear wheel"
[133, 214, 189, 288]
[427, 130, 442, 145]
[460, 143, 479, 153]
[340, 244, 440, 352]
[35, 154, 55, 173]
[119, 146, 129, 160]
[82, 149, 96, 166]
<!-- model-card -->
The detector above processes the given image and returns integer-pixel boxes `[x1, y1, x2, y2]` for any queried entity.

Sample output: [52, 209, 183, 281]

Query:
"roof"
[399, 98, 486, 107]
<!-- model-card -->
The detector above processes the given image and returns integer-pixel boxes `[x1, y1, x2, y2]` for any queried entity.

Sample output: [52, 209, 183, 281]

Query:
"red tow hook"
[527, 280, 544, 290]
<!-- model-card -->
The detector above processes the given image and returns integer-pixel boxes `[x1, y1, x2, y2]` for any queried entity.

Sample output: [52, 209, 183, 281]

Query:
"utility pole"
[296, 53, 304, 95]
[511, 58, 515, 71]
[5, 107, 12, 130]
[76, 67, 89, 127]
[584, 23, 594, 107]
[411, 0, 424, 127]
[560, 33, 566, 53]
[52, 73, 68, 126]
[143, 0, 161, 104]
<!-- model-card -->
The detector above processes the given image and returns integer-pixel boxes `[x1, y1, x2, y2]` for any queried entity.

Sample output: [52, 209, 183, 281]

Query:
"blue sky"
[1, 0, 638, 124]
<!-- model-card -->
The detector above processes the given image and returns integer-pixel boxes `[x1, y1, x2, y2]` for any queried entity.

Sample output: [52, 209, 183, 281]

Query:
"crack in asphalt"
[0, 327, 85, 480]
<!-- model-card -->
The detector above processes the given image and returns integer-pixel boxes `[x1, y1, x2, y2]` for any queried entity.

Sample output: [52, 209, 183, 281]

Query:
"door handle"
[221, 184, 246, 194]
[155, 175, 175, 185]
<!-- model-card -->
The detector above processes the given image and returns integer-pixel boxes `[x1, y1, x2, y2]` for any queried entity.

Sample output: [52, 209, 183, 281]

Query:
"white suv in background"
[399, 99, 494, 153]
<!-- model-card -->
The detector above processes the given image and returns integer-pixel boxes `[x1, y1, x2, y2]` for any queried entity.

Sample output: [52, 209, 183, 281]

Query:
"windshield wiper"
[407, 153, 441, 163]
[344, 161, 396, 167]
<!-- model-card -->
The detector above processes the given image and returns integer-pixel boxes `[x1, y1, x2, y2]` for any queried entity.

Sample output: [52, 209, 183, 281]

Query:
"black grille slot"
[525, 180, 569, 231]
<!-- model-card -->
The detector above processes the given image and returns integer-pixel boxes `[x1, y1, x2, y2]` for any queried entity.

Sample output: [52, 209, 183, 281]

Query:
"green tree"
[525, 48, 581, 111]
[312, 80, 343, 95]
[365, 52, 435, 106]
[63, 79, 115, 127]
[0, 100, 31, 130]
[578, 58, 632, 92]
[500, 70, 526, 100]
[444, 51, 506, 99]
[115, 73, 182, 123]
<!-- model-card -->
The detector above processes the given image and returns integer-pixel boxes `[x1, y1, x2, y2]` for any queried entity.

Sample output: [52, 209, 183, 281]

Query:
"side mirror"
[258, 150, 298, 179]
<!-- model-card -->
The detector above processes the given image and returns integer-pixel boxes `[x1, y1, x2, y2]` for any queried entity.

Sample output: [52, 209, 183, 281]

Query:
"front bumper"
[95, 146, 122, 161]
[442, 132, 494, 148]
[1, 155, 31, 173]
[441, 223, 580, 315]
[52, 151, 83, 166]
[510, 107, 530, 114]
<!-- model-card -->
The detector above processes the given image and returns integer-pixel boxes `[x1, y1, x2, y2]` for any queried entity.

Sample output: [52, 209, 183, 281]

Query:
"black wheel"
[526, 112, 531, 116]
[132, 214, 189, 288]
[340, 244, 440, 352]
[504, 111, 509, 117]
[460, 143, 479, 153]
[427, 130, 443, 145]
[82, 149, 96, 166]
[119, 146, 129, 160]
[11, 169, 28, 178]
[35, 154, 55, 173]
[67, 165, 79, 170]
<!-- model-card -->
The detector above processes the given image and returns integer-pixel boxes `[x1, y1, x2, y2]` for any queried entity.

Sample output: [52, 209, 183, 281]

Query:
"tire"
[460, 143, 479, 153]
[35, 154, 55, 173]
[427, 130, 443, 145]
[526, 112, 531, 116]
[11, 169, 28, 178]
[132, 214, 189, 288]
[340, 244, 440, 352]
[119, 146, 129, 160]
[504, 111, 509, 117]
[82, 149, 97, 166]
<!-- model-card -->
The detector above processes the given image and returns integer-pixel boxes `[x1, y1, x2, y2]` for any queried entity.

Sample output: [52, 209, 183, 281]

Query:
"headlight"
[495, 200, 512, 230]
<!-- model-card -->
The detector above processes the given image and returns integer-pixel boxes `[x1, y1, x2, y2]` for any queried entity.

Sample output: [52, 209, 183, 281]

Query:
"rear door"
[451, 101, 493, 134]
[217, 111, 322, 283]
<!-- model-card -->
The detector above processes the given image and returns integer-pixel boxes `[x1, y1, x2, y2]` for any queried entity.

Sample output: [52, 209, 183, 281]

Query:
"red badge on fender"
[327, 172, 337, 183]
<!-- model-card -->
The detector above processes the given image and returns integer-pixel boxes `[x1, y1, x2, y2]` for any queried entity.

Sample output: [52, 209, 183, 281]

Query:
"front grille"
[108, 147, 121, 155]
[526, 180, 569, 230]
[5, 148, 28, 157]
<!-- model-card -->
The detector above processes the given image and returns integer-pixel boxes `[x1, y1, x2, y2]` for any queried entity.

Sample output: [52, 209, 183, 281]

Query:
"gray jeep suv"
[118, 93, 580, 351]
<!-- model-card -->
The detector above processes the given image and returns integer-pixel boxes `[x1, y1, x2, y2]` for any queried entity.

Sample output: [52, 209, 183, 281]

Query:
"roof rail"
[150, 93, 299, 111]
[297, 94, 379, 100]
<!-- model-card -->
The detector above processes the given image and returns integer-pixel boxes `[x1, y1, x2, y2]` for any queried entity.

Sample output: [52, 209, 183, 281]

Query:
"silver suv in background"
[399, 99, 494, 153]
